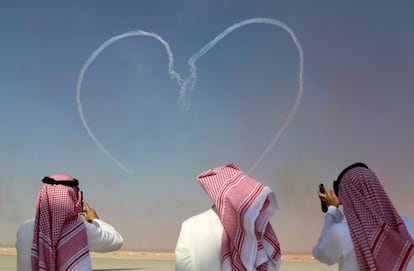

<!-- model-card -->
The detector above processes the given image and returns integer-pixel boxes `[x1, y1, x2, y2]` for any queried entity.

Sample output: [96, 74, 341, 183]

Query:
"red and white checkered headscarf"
[197, 164, 281, 271]
[31, 173, 92, 271]
[339, 166, 414, 271]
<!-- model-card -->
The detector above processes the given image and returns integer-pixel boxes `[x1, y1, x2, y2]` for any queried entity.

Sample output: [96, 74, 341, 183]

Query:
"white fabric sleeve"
[312, 206, 344, 265]
[175, 221, 194, 271]
[268, 257, 281, 271]
[85, 218, 123, 252]
[16, 219, 35, 271]
[403, 217, 414, 237]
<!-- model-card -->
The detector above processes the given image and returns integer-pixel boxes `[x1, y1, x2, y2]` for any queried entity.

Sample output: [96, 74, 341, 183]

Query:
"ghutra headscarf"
[197, 164, 281, 271]
[31, 173, 92, 271]
[338, 164, 413, 271]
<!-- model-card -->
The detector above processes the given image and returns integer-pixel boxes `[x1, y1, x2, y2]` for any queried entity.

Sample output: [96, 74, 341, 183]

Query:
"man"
[175, 164, 281, 271]
[313, 162, 414, 271]
[16, 173, 124, 271]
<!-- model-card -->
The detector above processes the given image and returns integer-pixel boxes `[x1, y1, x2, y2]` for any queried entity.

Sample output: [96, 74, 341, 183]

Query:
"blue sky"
[1, 1, 413, 252]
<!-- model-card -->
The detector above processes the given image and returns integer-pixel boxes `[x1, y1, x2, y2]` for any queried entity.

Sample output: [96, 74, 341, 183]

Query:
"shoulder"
[19, 218, 35, 226]
[179, 209, 223, 236]
[179, 209, 223, 242]
[402, 216, 414, 224]
[182, 209, 218, 225]
[17, 219, 35, 235]
[16, 219, 35, 255]
[402, 217, 414, 235]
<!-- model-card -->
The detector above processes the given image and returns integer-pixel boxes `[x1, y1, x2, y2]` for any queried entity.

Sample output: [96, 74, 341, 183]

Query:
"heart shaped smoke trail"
[76, 18, 304, 175]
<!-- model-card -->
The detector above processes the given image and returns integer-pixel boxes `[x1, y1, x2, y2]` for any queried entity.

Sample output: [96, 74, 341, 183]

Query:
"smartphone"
[81, 191, 84, 212]
[319, 184, 328, 213]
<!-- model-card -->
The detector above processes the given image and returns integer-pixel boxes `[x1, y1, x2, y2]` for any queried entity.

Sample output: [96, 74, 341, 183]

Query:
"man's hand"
[82, 200, 99, 223]
[318, 186, 340, 208]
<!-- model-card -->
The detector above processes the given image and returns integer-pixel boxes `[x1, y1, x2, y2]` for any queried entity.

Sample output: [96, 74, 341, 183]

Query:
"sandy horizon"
[0, 246, 318, 263]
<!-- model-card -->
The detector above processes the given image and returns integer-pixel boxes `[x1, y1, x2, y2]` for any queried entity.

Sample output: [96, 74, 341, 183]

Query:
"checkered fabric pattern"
[31, 173, 92, 271]
[197, 164, 281, 271]
[339, 167, 413, 271]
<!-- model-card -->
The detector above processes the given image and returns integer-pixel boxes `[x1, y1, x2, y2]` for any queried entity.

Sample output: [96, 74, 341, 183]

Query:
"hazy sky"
[1, 1, 413, 253]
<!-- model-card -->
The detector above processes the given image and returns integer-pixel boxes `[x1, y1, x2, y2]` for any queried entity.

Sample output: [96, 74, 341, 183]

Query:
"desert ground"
[0, 246, 338, 271]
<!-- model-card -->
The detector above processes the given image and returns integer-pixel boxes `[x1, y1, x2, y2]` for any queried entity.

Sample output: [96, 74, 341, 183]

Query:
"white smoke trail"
[76, 31, 182, 175]
[76, 18, 304, 175]
[183, 18, 304, 174]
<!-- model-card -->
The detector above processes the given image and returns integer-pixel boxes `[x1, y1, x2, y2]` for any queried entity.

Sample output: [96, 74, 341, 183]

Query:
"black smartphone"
[81, 191, 84, 212]
[319, 184, 328, 213]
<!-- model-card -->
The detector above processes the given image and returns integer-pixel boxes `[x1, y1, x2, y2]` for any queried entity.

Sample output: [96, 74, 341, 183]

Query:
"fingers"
[318, 191, 326, 200]
[330, 188, 336, 197]
[317, 186, 334, 201]
[83, 200, 90, 210]
[81, 200, 99, 222]
[317, 185, 340, 208]
[317, 185, 328, 200]
[329, 188, 338, 199]
[326, 188, 334, 199]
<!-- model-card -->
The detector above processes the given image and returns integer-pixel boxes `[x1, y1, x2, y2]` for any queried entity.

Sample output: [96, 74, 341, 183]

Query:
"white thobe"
[16, 218, 124, 271]
[312, 206, 414, 271]
[175, 208, 281, 271]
